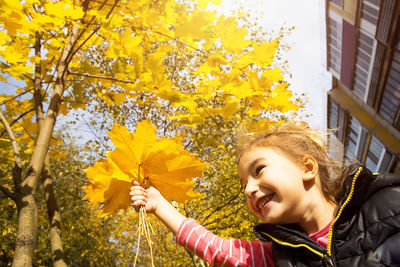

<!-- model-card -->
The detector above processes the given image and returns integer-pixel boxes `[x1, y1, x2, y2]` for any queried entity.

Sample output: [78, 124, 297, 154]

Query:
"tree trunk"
[33, 30, 67, 267]
[12, 23, 81, 267]
[42, 156, 67, 267]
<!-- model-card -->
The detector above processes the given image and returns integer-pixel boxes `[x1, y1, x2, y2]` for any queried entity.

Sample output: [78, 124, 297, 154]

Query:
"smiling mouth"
[256, 194, 274, 211]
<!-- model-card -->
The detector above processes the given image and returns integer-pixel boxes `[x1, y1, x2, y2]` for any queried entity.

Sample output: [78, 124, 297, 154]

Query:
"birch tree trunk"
[42, 156, 67, 267]
[32, 30, 67, 267]
[12, 23, 81, 267]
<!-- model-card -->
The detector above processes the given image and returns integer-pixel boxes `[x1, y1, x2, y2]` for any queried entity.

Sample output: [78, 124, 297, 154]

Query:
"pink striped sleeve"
[176, 218, 274, 267]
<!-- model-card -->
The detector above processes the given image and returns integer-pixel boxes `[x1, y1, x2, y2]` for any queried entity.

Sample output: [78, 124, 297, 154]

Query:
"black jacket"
[254, 164, 400, 266]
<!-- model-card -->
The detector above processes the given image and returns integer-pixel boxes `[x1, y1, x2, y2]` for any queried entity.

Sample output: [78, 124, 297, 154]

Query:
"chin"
[260, 213, 281, 224]
[259, 215, 272, 223]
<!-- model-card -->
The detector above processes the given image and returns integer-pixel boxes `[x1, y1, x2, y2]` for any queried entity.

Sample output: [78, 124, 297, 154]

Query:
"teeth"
[258, 194, 273, 210]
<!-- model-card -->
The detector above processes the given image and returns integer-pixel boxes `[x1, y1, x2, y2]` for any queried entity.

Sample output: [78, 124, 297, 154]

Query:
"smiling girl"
[130, 122, 400, 266]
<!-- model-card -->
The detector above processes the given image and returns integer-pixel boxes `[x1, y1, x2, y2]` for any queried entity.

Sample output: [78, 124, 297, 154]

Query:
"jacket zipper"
[259, 230, 336, 266]
[326, 166, 363, 256]
[258, 231, 325, 257]
[323, 253, 335, 267]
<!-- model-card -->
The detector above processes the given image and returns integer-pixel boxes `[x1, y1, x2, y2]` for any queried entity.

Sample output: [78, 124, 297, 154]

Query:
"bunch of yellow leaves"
[84, 119, 207, 216]
[84, 119, 207, 266]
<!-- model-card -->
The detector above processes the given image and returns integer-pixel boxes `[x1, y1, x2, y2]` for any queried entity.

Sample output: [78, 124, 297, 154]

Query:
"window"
[330, 0, 343, 8]
[379, 49, 400, 128]
[353, 30, 375, 101]
[328, 13, 342, 77]
[365, 136, 384, 172]
[327, 96, 347, 141]
[361, 0, 380, 25]
[328, 98, 339, 131]
[344, 116, 361, 164]
[360, 0, 381, 35]
[327, 97, 345, 164]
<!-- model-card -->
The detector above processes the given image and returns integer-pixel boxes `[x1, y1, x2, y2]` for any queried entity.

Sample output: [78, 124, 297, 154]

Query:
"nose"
[244, 177, 258, 199]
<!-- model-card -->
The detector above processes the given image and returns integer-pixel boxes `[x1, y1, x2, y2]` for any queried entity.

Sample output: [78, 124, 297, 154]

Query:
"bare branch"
[0, 184, 15, 201]
[199, 188, 242, 225]
[153, 30, 206, 53]
[66, 0, 120, 68]
[0, 109, 35, 138]
[0, 110, 23, 194]
[203, 205, 244, 228]
[69, 24, 101, 61]
[68, 70, 136, 84]
[0, 62, 34, 82]
[0, 111, 22, 169]
[0, 89, 34, 107]
[34, 31, 45, 133]
[77, 109, 110, 150]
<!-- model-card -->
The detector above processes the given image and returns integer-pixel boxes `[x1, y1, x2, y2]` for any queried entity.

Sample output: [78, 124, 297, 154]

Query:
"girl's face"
[238, 146, 311, 224]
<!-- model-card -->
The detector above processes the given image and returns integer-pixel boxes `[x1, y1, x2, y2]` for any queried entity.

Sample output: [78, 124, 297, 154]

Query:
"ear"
[302, 155, 318, 182]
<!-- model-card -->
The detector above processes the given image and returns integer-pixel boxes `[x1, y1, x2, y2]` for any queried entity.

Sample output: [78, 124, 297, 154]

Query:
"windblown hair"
[237, 121, 343, 204]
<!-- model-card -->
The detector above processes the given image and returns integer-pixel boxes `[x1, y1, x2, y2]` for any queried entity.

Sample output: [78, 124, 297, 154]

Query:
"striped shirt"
[176, 218, 331, 267]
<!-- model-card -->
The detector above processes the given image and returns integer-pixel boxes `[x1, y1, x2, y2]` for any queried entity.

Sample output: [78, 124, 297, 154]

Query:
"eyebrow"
[241, 158, 264, 182]
[248, 158, 264, 173]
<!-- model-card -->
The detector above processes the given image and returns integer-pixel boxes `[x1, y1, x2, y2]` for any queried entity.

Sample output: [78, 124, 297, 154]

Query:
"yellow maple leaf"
[97, 90, 126, 106]
[197, 0, 223, 9]
[251, 38, 280, 67]
[83, 159, 114, 205]
[268, 82, 302, 112]
[84, 120, 207, 215]
[174, 10, 215, 43]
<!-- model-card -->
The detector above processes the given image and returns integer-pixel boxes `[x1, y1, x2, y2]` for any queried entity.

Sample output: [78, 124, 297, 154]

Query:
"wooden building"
[325, 0, 400, 173]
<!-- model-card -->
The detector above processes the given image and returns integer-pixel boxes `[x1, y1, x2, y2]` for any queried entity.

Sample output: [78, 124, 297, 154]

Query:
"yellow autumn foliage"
[84, 120, 207, 215]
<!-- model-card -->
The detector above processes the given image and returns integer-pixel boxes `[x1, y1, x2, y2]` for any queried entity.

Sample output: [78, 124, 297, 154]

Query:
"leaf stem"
[133, 164, 154, 267]
[138, 163, 142, 184]
[133, 207, 142, 266]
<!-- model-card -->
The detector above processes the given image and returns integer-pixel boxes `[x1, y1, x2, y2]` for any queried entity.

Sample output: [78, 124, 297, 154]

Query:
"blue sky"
[220, 0, 332, 128]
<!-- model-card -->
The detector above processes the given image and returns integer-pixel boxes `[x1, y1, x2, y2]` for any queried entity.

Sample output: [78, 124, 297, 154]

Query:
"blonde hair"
[237, 121, 342, 203]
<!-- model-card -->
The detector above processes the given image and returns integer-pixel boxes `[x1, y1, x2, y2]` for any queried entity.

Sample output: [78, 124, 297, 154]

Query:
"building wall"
[326, 0, 400, 174]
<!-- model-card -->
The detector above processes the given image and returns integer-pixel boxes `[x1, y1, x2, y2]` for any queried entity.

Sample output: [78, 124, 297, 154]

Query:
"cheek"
[246, 198, 254, 212]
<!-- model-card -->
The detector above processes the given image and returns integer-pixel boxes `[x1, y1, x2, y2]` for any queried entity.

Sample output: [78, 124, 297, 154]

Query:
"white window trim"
[376, 148, 386, 172]
[354, 123, 363, 160]
[354, 29, 377, 103]
[329, 0, 343, 9]
[346, 117, 362, 162]
[360, 0, 379, 35]
[363, 0, 380, 12]
[360, 18, 377, 36]
[373, 137, 386, 173]
[363, 37, 377, 103]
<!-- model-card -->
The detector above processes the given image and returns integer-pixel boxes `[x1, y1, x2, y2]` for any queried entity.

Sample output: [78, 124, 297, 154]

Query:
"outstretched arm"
[130, 181, 273, 267]
[177, 218, 273, 267]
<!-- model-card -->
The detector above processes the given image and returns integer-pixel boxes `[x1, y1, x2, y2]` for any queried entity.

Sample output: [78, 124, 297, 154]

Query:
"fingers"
[131, 197, 147, 211]
[132, 180, 141, 186]
[130, 183, 148, 210]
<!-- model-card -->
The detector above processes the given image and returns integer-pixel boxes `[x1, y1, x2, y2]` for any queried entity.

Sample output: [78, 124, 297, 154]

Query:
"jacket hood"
[338, 163, 400, 222]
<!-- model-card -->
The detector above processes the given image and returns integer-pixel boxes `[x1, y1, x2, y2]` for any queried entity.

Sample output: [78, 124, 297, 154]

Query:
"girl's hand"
[130, 181, 187, 235]
[130, 181, 162, 214]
